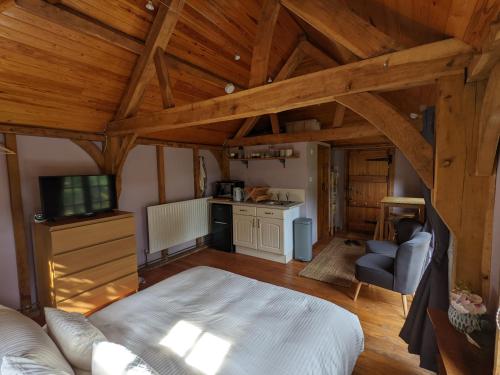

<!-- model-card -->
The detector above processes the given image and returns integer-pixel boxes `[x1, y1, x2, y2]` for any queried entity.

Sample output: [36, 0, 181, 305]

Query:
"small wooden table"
[374, 196, 425, 240]
[428, 308, 494, 375]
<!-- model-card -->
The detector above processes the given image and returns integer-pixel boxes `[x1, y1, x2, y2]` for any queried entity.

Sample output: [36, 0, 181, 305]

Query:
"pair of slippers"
[344, 239, 361, 247]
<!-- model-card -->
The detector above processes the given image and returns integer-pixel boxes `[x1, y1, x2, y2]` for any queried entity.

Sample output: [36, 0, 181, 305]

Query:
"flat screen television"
[39, 175, 117, 220]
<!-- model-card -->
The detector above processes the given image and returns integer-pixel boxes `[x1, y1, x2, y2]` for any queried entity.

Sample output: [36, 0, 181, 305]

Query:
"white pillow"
[0, 306, 73, 374]
[1, 356, 72, 375]
[92, 342, 159, 375]
[44, 308, 106, 372]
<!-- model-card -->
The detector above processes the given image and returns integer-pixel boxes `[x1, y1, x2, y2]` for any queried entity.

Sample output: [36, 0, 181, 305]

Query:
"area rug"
[299, 237, 365, 287]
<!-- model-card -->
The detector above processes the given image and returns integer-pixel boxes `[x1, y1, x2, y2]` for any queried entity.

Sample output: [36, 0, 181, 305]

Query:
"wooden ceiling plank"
[0, 0, 14, 13]
[476, 62, 500, 176]
[232, 43, 304, 139]
[281, 0, 402, 58]
[114, 0, 185, 120]
[337, 93, 434, 188]
[270, 113, 280, 134]
[154, 48, 175, 109]
[298, 39, 340, 68]
[108, 39, 473, 136]
[249, 0, 281, 88]
[227, 123, 380, 146]
[13, 0, 144, 54]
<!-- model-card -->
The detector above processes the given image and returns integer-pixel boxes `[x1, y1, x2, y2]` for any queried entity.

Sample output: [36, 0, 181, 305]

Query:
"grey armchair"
[365, 218, 423, 258]
[353, 232, 431, 316]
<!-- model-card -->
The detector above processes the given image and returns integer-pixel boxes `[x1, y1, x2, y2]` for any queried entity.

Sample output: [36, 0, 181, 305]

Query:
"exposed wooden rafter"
[330, 104, 346, 128]
[281, 0, 402, 58]
[249, 0, 281, 88]
[114, 0, 185, 120]
[0, 123, 105, 141]
[71, 139, 105, 171]
[12, 0, 144, 54]
[154, 48, 175, 109]
[270, 113, 280, 134]
[337, 93, 434, 188]
[468, 22, 500, 81]
[476, 62, 500, 176]
[108, 39, 473, 136]
[232, 43, 304, 138]
[0, 143, 16, 154]
[227, 123, 380, 146]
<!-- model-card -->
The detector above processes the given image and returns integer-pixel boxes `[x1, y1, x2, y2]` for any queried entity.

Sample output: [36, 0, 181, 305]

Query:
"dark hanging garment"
[399, 107, 451, 372]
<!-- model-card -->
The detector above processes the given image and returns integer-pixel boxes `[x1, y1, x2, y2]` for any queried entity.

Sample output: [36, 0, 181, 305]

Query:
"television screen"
[39, 175, 117, 220]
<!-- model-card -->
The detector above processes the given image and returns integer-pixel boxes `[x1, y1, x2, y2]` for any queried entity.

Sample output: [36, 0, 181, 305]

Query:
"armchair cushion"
[365, 240, 398, 258]
[355, 254, 394, 291]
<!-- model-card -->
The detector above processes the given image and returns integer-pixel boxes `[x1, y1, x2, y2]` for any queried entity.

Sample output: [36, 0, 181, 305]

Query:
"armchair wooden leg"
[353, 282, 363, 301]
[401, 294, 408, 317]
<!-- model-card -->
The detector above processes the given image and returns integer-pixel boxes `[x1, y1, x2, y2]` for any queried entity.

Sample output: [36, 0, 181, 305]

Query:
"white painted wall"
[393, 149, 423, 197]
[0, 137, 221, 309]
[229, 142, 319, 243]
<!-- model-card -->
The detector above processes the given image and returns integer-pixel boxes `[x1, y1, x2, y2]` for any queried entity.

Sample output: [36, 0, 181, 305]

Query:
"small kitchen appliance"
[214, 180, 244, 199]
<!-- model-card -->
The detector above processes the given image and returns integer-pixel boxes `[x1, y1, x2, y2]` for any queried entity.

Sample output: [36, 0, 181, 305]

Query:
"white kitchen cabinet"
[233, 214, 257, 249]
[256, 217, 283, 254]
[232, 205, 300, 264]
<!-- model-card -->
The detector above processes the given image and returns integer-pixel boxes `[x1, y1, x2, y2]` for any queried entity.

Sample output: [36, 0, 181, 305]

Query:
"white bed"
[90, 266, 364, 375]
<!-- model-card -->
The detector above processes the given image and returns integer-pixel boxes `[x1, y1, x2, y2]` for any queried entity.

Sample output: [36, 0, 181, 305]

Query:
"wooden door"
[317, 145, 331, 240]
[257, 217, 283, 254]
[233, 214, 257, 249]
[346, 149, 394, 234]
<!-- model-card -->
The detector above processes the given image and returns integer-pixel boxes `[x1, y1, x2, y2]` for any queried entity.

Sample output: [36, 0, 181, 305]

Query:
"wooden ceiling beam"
[270, 113, 280, 134]
[71, 139, 105, 171]
[12, 0, 144, 54]
[337, 93, 434, 188]
[226, 123, 380, 146]
[154, 48, 175, 109]
[0, 123, 105, 141]
[0, 0, 14, 13]
[135, 137, 223, 151]
[330, 104, 346, 128]
[476, 62, 500, 176]
[114, 0, 185, 120]
[108, 39, 473, 136]
[281, 0, 401, 58]
[232, 43, 304, 138]
[468, 22, 500, 82]
[249, 0, 281, 88]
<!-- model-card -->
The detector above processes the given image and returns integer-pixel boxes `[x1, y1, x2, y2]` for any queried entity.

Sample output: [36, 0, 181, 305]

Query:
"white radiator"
[147, 197, 210, 254]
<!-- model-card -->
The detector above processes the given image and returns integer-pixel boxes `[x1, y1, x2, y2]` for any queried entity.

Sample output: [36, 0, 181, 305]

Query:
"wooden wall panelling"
[3, 133, 31, 311]
[476, 62, 500, 176]
[114, 0, 185, 120]
[109, 39, 473, 135]
[281, 0, 401, 58]
[434, 75, 496, 294]
[71, 139, 104, 172]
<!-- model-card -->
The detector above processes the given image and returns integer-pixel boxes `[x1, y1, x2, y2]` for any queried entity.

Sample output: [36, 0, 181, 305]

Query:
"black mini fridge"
[211, 203, 234, 252]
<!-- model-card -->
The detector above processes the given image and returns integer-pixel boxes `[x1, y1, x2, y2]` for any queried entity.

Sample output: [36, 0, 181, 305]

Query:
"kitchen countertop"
[208, 198, 304, 210]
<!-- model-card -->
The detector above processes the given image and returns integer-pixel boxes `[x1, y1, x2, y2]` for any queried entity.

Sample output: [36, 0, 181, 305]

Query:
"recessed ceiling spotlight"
[409, 112, 419, 120]
[267, 77, 273, 83]
[145, 1, 155, 11]
[234, 54, 240, 61]
[224, 83, 235, 94]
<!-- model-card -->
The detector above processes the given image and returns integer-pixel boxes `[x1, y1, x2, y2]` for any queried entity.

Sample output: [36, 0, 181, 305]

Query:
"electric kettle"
[232, 187, 244, 202]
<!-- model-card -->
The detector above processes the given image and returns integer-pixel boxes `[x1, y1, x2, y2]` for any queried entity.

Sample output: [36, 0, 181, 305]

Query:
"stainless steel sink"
[260, 200, 297, 207]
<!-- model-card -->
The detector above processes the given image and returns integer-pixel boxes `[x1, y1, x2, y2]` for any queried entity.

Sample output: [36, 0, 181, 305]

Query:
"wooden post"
[434, 76, 497, 294]
[156, 146, 166, 204]
[193, 147, 203, 246]
[4, 134, 31, 311]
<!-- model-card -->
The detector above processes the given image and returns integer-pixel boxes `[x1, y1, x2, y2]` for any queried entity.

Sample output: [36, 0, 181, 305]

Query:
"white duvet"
[90, 267, 363, 375]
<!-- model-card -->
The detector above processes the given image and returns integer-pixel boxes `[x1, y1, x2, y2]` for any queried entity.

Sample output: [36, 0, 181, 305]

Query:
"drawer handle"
[239, 209, 247, 212]
[264, 211, 273, 215]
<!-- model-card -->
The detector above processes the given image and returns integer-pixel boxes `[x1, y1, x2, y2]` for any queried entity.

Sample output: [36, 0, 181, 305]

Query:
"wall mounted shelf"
[229, 156, 298, 168]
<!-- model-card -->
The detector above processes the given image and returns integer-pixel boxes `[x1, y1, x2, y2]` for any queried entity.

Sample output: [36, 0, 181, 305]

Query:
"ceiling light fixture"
[234, 54, 240, 61]
[409, 112, 419, 120]
[267, 77, 273, 83]
[224, 83, 235, 94]
[145, 1, 155, 11]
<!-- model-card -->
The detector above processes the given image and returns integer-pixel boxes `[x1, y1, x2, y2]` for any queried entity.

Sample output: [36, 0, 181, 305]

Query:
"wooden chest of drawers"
[33, 211, 138, 314]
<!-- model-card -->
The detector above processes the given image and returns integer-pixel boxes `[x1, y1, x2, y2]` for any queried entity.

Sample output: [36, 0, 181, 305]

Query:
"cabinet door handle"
[264, 211, 273, 215]
[257, 219, 260, 228]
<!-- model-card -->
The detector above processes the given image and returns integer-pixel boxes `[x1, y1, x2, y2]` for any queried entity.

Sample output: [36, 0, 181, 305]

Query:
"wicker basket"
[448, 305, 482, 334]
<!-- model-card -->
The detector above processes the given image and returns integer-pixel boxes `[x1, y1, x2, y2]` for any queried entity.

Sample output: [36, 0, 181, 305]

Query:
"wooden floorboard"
[140, 238, 433, 375]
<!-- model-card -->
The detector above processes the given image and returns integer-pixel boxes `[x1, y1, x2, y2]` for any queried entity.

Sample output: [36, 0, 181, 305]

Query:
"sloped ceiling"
[0, 0, 497, 145]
